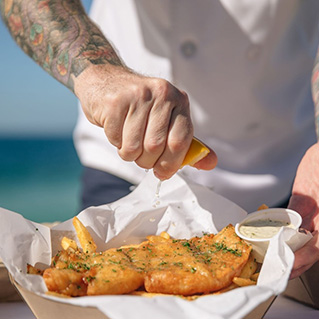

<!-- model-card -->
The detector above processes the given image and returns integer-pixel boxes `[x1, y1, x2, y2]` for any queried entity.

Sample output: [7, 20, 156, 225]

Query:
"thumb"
[193, 147, 218, 170]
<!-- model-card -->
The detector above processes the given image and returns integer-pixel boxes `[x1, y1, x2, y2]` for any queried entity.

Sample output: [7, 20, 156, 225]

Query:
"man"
[1, 0, 318, 278]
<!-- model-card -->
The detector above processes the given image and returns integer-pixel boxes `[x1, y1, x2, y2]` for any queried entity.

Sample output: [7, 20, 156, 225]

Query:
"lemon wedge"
[181, 137, 210, 167]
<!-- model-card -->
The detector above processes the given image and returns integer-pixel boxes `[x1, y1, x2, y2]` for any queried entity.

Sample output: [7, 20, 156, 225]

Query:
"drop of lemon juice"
[152, 180, 162, 207]
[144, 169, 162, 207]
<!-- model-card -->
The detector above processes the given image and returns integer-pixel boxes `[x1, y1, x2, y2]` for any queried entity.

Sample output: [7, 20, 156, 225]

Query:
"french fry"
[239, 254, 258, 279]
[146, 232, 170, 242]
[27, 263, 43, 275]
[257, 204, 269, 211]
[61, 236, 78, 251]
[160, 231, 170, 239]
[232, 277, 256, 287]
[72, 217, 97, 253]
[215, 283, 239, 294]
[147, 235, 169, 243]
[250, 272, 260, 282]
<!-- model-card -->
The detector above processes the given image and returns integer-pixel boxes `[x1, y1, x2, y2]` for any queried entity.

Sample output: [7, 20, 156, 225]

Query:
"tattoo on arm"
[0, 0, 123, 91]
[312, 47, 319, 141]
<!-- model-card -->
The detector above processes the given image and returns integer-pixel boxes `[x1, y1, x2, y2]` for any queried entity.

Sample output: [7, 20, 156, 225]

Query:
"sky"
[0, 0, 92, 138]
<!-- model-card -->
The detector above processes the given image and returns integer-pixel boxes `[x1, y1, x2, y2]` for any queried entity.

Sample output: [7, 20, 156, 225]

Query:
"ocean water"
[0, 138, 82, 223]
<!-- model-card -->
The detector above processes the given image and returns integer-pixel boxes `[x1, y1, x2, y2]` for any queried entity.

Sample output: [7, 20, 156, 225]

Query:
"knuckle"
[106, 93, 122, 107]
[180, 90, 190, 107]
[118, 143, 142, 162]
[169, 138, 186, 153]
[151, 78, 172, 99]
[144, 136, 166, 153]
[151, 79, 190, 110]
[132, 84, 152, 101]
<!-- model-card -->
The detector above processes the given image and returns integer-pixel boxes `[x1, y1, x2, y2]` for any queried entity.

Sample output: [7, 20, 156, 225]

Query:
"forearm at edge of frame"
[0, 0, 124, 92]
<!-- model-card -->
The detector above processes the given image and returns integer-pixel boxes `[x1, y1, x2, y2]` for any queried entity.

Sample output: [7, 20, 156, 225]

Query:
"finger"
[103, 94, 128, 149]
[134, 99, 171, 169]
[136, 80, 191, 170]
[118, 93, 152, 162]
[288, 194, 317, 230]
[290, 231, 319, 279]
[153, 102, 193, 180]
[192, 146, 218, 170]
[290, 264, 312, 279]
[135, 83, 184, 169]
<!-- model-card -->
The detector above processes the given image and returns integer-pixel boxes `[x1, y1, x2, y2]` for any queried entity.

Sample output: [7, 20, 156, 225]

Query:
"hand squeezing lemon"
[153, 137, 217, 181]
[153, 137, 216, 201]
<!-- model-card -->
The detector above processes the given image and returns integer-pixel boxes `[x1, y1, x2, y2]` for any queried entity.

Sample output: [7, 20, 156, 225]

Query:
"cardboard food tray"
[0, 260, 21, 302]
[0, 221, 60, 303]
[284, 261, 319, 309]
[9, 274, 276, 319]
[0, 174, 306, 319]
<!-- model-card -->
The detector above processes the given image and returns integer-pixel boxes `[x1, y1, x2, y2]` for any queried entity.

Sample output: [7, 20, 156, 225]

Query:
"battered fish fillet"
[122, 224, 251, 295]
[42, 224, 251, 296]
[43, 247, 144, 296]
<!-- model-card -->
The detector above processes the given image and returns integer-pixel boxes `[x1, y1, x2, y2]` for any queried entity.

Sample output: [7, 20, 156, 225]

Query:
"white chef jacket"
[74, 0, 319, 212]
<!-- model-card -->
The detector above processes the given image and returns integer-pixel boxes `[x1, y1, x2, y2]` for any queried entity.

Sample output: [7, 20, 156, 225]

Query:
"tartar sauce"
[239, 218, 293, 239]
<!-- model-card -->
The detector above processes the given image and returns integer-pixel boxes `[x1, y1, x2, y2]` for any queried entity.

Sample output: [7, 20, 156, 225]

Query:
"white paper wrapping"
[0, 173, 312, 319]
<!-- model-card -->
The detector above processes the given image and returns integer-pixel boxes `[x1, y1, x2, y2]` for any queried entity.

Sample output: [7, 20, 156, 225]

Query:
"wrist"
[73, 63, 131, 99]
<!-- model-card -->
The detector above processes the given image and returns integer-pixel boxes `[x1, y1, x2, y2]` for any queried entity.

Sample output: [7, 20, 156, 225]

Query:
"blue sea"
[0, 138, 82, 223]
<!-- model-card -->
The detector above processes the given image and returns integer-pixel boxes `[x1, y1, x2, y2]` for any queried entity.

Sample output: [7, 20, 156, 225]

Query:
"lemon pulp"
[181, 137, 210, 167]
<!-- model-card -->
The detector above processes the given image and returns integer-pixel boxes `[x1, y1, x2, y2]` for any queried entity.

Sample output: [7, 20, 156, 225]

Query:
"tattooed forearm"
[0, 0, 123, 91]
[312, 47, 319, 141]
